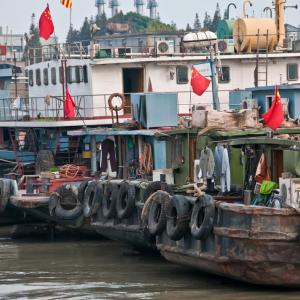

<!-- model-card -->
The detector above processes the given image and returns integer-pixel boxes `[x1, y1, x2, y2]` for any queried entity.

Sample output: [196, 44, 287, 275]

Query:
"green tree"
[193, 13, 201, 31]
[95, 13, 108, 35]
[66, 25, 81, 43]
[203, 12, 212, 31]
[23, 15, 42, 63]
[211, 3, 221, 32]
[80, 17, 91, 45]
[186, 23, 192, 32]
[146, 20, 176, 33]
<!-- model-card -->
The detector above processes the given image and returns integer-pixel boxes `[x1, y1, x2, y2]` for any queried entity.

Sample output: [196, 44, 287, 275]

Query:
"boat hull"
[157, 202, 300, 286]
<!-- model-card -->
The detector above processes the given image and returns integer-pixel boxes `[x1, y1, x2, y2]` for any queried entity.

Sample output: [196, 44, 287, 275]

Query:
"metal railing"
[23, 32, 300, 65]
[0, 90, 233, 122]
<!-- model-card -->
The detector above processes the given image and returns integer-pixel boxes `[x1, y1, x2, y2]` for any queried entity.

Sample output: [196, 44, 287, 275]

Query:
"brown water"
[0, 239, 300, 300]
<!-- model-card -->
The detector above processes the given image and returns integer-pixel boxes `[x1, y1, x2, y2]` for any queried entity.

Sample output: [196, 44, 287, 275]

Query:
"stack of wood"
[192, 109, 262, 130]
[185, 183, 207, 197]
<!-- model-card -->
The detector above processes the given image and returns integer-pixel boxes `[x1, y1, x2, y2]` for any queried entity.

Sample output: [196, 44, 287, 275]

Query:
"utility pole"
[209, 47, 220, 111]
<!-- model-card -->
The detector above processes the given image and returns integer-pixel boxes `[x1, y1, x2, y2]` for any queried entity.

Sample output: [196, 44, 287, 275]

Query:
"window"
[35, 69, 41, 86]
[218, 66, 230, 83]
[287, 63, 298, 81]
[83, 65, 88, 83]
[176, 66, 188, 84]
[51, 67, 57, 85]
[28, 70, 34, 86]
[75, 66, 83, 83]
[67, 66, 76, 84]
[0, 80, 5, 90]
[43, 68, 48, 86]
[59, 66, 64, 84]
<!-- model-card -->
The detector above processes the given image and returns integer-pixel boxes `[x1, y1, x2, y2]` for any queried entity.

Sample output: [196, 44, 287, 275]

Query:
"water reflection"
[0, 239, 299, 299]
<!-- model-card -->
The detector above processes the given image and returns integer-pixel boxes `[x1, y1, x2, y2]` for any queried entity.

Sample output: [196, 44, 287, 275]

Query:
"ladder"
[255, 30, 269, 87]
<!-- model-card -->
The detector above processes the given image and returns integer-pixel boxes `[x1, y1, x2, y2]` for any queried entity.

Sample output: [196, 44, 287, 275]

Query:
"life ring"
[190, 194, 215, 240]
[116, 181, 136, 219]
[49, 185, 83, 221]
[108, 93, 126, 112]
[166, 195, 190, 241]
[148, 190, 170, 236]
[102, 183, 118, 219]
[83, 181, 103, 218]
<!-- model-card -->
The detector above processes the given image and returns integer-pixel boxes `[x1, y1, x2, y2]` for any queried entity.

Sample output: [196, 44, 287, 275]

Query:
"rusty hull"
[157, 202, 300, 286]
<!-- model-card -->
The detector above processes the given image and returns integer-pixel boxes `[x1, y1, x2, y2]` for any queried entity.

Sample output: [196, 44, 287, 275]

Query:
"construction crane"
[134, 0, 145, 15]
[147, 0, 158, 20]
[95, 0, 106, 16]
[109, 0, 120, 17]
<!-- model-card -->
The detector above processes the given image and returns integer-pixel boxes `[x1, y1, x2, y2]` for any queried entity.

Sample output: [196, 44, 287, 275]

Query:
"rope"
[59, 164, 85, 179]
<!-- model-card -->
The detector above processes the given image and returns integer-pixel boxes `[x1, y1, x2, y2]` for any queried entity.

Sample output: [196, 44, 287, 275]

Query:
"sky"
[0, 0, 299, 41]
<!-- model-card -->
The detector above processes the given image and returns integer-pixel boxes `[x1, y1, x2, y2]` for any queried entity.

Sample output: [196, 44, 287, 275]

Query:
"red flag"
[64, 89, 76, 119]
[262, 86, 284, 131]
[191, 66, 211, 96]
[39, 5, 54, 40]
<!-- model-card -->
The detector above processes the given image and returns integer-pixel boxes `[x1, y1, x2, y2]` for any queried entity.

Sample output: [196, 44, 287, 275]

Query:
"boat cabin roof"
[67, 127, 192, 137]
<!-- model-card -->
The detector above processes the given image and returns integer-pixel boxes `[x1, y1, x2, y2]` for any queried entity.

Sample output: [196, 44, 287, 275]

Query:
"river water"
[0, 238, 300, 300]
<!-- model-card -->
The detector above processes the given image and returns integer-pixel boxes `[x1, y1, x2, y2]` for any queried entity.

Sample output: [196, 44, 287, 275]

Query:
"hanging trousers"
[100, 139, 117, 173]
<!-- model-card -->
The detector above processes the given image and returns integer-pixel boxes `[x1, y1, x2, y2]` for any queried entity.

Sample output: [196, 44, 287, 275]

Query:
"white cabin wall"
[27, 59, 92, 118]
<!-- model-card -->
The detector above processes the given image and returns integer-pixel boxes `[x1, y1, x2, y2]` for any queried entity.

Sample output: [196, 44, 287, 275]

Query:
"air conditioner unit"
[241, 99, 258, 110]
[156, 40, 175, 55]
[218, 39, 235, 54]
[279, 178, 300, 208]
[292, 40, 300, 52]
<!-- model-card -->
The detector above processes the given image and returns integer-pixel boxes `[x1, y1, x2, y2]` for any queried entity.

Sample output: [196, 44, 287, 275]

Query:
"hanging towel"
[255, 153, 271, 184]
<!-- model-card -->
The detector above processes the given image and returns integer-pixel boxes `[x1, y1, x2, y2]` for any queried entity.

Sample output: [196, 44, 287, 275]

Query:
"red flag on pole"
[39, 5, 54, 40]
[64, 89, 76, 119]
[191, 66, 211, 96]
[262, 86, 284, 131]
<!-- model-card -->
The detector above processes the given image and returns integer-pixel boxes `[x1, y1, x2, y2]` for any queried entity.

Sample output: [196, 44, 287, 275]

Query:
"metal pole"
[90, 135, 97, 175]
[210, 48, 220, 111]
[13, 50, 17, 97]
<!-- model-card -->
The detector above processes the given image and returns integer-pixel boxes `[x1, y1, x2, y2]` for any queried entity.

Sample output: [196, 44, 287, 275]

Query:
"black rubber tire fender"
[78, 180, 90, 204]
[143, 181, 173, 202]
[0, 179, 12, 213]
[190, 194, 215, 240]
[102, 183, 118, 219]
[49, 192, 60, 217]
[53, 185, 83, 220]
[148, 191, 170, 236]
[166, 195, 190, 241]
[83, 181, 104, 218]
[116, 182, 136, 219]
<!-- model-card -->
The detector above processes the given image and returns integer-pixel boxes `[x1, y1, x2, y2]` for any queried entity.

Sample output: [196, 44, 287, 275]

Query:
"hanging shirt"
[214, 144, 231, 192]
[198, 147, 215, 179]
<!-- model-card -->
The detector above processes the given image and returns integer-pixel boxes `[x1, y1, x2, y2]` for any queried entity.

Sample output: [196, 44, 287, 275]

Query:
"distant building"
[0, 26, 24, 62]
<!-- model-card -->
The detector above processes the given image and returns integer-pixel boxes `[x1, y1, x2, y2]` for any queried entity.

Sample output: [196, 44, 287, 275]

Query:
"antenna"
[147, 0, 158, 20]
[109, 0, 120, 17]
[95, 0, 106, 16]
[134, 0, 145, 15]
